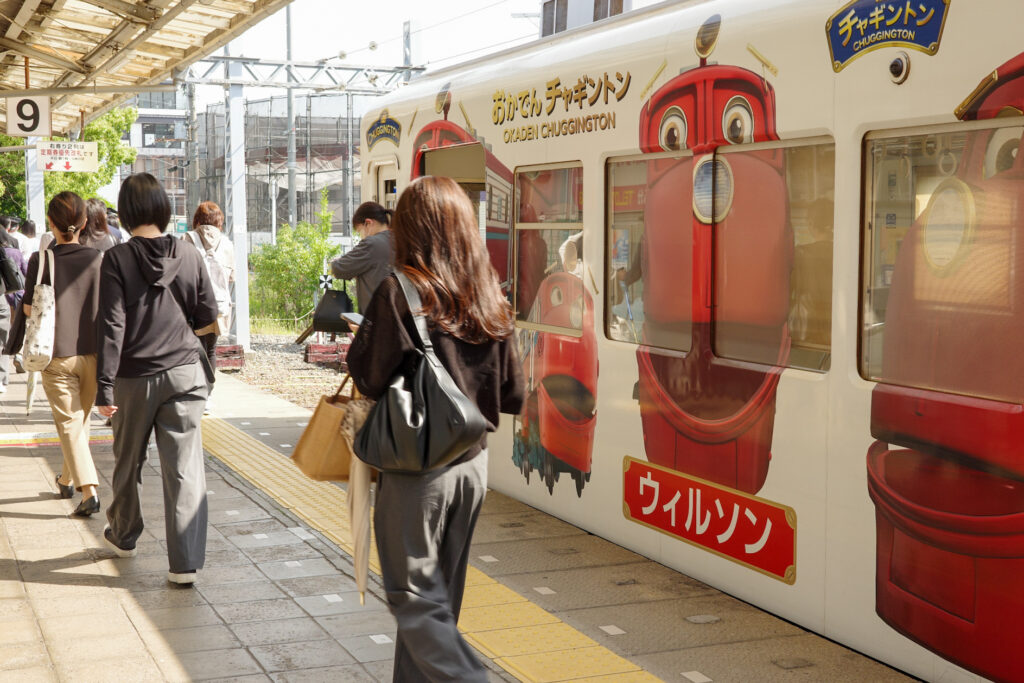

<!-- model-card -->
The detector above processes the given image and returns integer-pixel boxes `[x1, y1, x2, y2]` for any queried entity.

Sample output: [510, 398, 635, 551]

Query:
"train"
[359, 1, 1024, 680]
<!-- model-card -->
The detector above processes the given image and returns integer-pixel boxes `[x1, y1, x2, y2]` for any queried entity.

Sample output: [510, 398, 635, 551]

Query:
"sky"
[193, 0, 542, 108]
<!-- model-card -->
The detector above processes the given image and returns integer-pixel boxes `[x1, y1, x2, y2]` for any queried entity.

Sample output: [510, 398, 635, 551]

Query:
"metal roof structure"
[0, 0, 294, 134]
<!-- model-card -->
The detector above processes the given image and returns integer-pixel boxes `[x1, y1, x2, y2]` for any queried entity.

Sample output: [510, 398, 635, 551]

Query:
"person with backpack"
[184, 201, 234, 340]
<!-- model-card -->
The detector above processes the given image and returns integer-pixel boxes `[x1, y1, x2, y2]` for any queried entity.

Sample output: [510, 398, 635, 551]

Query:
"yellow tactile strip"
[201, 416, 662, 683]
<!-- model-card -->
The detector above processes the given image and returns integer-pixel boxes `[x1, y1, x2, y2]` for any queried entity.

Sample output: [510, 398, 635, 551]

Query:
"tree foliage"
[0, 107, 137, 216]
[249, 188, 343, 320]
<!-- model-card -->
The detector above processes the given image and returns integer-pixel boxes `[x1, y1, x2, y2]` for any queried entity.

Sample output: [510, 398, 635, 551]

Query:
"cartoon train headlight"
[921, 178, 975, 271]
[722, 96, 754, 144]
[569, 299, 583, 328]
[659, 106, 688, 151]
[692, 155, 734, 223]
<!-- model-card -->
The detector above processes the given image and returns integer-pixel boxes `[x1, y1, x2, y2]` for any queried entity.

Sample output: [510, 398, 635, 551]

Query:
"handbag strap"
[332, 373, 351, 400]
[394, 271, 433, 353]
[36, 248, 53, 287]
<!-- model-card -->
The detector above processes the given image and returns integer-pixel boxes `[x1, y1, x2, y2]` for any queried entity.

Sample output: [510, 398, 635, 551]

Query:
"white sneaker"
[0, 384, 7, 394]
[167, 570, 197, 585]
[103, 526, 137, 558]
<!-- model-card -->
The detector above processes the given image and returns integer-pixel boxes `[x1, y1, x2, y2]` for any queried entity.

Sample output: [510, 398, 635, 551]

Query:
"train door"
[371, 160, 398, 210]
[419, 143, 514, 286]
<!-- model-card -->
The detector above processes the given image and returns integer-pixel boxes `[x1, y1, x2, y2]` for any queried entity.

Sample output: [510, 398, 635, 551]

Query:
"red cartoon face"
[632, 47, 790, 494]
[639, 66, 778, 154]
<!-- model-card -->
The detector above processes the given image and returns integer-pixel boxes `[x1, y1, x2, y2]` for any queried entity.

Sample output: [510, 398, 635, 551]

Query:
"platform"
[0, 370, 915, 682]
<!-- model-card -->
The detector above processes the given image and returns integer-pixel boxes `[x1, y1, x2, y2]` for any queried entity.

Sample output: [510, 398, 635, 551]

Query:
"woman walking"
[347, 177, 524, 681]
[80, 198, 119, 252]
[22, 192, 103, 515]
[96, 173, 219, 585]
[330, 201, 394, 311]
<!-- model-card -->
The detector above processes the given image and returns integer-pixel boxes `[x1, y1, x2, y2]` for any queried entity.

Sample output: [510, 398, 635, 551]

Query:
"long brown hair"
[82, 198, 110, 243]
[392, 176, 513, 342]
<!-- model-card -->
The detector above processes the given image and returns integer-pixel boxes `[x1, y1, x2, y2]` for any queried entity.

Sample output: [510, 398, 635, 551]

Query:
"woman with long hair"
[96, 173, 219, 585]
[80, 198, 118, 252]
[347, 176, 524, 681]
[330, 201, 394, 311]
[22, 192, 103, 515]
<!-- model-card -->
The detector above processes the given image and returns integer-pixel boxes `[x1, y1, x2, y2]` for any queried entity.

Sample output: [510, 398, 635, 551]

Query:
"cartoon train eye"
[984, 125, 1023, 179]
[722, 97, 754, 144]
[658, 107, 688, 151]
[549, 285, 564, 307]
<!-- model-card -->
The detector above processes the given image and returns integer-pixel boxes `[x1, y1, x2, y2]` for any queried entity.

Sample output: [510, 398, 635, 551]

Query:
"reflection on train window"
[514, 165, 584, 335]
[861, 122, 1024, 402]
[604, 154, 694, 352]
[714, 141, 835, 371]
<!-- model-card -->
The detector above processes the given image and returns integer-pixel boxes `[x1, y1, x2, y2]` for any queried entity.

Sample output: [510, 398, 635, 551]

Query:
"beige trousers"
[41, 354, 99, 490]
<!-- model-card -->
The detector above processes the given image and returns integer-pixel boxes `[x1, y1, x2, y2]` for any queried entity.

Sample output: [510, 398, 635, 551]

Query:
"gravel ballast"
[231, 334, 348, 411]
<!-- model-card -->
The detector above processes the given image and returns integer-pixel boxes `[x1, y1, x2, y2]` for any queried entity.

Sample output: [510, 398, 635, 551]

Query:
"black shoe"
[55, 475, 74, 499]
[72, 496, 100, 517]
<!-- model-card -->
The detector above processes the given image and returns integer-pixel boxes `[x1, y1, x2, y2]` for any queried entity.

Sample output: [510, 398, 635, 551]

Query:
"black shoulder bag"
[0, 250, 24, 294]
[312, 288, 354, 333]
[354, 273, 487, 473]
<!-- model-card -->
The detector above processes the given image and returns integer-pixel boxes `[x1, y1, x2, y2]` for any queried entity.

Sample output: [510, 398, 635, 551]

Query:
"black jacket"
[347, 274, 525, 463]
[96, 235, 218, 405]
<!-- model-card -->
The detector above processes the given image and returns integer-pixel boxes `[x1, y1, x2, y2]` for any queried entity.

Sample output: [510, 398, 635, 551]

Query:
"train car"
[360, 1, 1024, 680]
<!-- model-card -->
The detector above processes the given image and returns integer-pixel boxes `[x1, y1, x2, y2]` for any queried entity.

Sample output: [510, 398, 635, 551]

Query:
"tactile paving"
[200, 415, 662, 682]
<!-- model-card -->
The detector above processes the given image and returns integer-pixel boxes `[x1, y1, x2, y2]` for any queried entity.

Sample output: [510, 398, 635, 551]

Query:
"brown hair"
[47, 192, 87, 236]
[82, 198, 110, 243]
[352, 201, 392, 228]
[192, 201, 224, 230]
[392, 176, 513, 342]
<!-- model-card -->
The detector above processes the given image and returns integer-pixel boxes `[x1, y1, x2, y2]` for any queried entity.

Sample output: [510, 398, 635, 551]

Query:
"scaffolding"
[194, 92, 376, 251]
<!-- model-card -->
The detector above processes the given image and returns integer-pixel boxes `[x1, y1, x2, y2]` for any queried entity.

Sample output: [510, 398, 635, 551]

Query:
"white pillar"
[24, 137, 44, 224]
[225, 54, 250, 351]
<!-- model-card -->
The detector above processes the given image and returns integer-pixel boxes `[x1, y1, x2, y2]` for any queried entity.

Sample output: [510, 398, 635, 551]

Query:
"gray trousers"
[374, 451, 489, 683]
[0, 297, 9, 385]
[106, 362, 210, 573]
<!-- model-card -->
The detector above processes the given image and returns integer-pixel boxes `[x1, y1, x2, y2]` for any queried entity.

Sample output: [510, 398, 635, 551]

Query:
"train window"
[514, 164, 584, 336]
[861, 121, 1024, 402]
[604, 152, 694, 351]
[714, 139, 835, 371]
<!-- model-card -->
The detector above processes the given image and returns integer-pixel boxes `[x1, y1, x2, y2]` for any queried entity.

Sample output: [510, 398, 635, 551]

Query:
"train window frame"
[859, 117, 1024, 398]
[603, 149, 695, 350]
[714, 136, 836, 373]
[513, 161, 585, 339]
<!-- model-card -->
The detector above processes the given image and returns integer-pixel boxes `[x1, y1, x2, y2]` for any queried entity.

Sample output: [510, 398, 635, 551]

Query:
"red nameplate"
[623, 457, 796, 583]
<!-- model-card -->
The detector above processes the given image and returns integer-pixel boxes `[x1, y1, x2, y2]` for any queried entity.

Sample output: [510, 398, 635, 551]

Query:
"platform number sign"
[6, 96, 51, 137]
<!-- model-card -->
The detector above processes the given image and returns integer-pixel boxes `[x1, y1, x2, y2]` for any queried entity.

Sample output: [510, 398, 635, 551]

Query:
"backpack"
[185, 231, 231, 318]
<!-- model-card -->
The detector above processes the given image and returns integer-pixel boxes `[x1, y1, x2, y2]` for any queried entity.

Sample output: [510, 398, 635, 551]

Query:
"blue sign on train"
[826, 0, 950, 73]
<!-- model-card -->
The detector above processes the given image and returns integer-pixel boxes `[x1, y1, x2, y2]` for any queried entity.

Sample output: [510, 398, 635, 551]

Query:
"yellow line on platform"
[0, 435, 114, 447]
[200, 416, 661, 683]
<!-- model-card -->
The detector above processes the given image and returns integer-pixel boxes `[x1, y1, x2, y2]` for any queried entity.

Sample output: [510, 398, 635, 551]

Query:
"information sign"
[37, 141, 99, 173]
[6, 96, 51, 137]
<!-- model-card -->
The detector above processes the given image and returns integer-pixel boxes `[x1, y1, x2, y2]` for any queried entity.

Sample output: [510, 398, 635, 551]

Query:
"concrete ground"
[0, 369, 916, 682]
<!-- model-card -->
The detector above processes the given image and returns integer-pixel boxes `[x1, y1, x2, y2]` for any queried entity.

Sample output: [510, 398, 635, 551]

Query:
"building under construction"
[193, 92, 372, 249]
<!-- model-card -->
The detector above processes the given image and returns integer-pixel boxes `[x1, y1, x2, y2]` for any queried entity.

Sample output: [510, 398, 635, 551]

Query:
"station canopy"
[0, 0, 293, 133]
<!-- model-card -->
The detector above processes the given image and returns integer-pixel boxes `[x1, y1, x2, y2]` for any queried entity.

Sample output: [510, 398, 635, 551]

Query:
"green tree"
[0, 107, 137, 215]
[250, 188, 342, 321]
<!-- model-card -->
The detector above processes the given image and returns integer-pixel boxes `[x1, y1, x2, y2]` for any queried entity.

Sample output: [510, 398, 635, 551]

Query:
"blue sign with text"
[826, 0, 950, 72]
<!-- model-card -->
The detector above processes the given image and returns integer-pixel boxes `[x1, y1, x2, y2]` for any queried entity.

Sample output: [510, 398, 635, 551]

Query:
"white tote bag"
[23, 249, 55, 372]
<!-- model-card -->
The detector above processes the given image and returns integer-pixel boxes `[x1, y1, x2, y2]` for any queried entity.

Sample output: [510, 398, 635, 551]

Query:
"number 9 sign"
[6, 96, 51, 137]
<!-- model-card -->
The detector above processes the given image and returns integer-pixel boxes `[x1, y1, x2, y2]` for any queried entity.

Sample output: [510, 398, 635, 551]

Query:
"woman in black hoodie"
[95, 173, 219, 586]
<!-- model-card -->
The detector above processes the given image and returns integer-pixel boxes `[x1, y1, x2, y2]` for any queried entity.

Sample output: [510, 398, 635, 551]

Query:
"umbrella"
[25, 370, 37, 414]
[347, 455, 372, 605]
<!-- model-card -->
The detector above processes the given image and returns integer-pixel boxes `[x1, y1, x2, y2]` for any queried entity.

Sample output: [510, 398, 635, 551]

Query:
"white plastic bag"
[23, 249, 55, 372]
